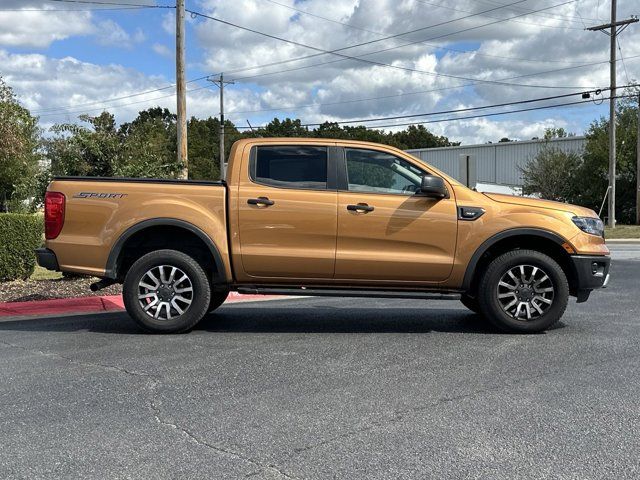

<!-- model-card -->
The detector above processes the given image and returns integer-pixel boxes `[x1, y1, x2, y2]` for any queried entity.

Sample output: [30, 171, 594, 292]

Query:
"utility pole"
[208, 74, 235, 180]
[176, 0, 188, 179]
[587, 4, 638, 227]
[637, 91, 640, 225]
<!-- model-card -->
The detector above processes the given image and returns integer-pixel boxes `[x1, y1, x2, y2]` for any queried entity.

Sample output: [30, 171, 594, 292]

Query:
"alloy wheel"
[137, 265, 194, 320]
[496, 264, 555, 320]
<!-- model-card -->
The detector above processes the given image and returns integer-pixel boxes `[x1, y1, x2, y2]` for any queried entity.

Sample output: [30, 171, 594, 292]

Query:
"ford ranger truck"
[36, 138, 610, 334]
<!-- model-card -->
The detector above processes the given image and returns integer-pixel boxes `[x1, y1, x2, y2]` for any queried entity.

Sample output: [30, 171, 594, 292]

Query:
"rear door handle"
[347, 203, 374, 213]
[247, 197, 275, 206]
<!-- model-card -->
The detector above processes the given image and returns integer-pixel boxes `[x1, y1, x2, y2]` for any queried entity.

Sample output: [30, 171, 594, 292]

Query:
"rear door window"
[252, 146, 328, 190]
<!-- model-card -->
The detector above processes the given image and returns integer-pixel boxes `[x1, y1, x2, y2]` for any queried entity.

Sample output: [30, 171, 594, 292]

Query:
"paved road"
[1, 245, 639, 479]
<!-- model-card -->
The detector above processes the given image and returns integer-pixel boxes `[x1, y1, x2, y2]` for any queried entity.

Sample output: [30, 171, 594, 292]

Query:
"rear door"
[237, 144, 338, 279]
[335, 146, 457, 283]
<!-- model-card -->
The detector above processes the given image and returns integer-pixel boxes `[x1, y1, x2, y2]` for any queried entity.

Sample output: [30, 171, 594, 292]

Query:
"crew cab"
[37, 138, 611, 333]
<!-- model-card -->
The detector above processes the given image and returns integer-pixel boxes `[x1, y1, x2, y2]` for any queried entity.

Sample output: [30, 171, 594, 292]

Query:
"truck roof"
[232, 137, 401, 149]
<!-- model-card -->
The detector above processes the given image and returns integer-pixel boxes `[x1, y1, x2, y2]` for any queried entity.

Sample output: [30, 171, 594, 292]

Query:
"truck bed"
[46, 177, 230, 279]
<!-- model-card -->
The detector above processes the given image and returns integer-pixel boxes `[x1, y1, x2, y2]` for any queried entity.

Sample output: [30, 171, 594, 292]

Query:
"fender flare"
[103, 218, 227, 282]
[461, 227, 570, 291]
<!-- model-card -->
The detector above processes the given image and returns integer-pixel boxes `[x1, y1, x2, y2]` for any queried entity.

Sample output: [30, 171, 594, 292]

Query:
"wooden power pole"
[176, 0, 188, 179]
[637, 91, 640, 225]
[587, 3, 638, 227]
[208, 74, 234, 181]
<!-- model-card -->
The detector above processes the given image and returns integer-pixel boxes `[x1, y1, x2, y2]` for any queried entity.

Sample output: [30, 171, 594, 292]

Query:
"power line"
[230, 88, 629, 129]
[413, 0, 585, 30]
[38, 2, 540, 112]
[187, 0, 587, 89]
[260, 0, 596, 65]
[618, 39, 632, 84]
[0, 6, 150, 11]
[362, 94, 635, 130]
[32, 0, 589, 116]
[221, 0, 587, 84]
[226, 57, 639, 116]
[472, 0, 601, 23]
[45, 0, 172, 7]
[247, 88, 616, 127]
[231, 94, 634, 131]
[31, 73, 215, 114]
[33, 55, 640, 118]
[260, 0, 380, 36]
[188, 0, 539, 76]
[228, 42, 605, 85]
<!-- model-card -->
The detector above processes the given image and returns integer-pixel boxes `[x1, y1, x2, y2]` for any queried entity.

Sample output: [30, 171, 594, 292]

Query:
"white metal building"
[406, 136, 587, 188]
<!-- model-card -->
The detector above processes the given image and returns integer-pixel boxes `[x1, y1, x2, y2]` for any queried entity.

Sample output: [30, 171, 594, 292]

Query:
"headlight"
[571, 216, 605, 237]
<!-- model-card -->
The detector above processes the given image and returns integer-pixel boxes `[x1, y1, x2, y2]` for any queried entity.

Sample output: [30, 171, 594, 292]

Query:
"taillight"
[45, 191, 65, 240]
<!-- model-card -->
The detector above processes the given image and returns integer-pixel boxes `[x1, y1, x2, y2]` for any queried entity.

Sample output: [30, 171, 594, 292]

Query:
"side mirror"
[419, 175, 447, 199]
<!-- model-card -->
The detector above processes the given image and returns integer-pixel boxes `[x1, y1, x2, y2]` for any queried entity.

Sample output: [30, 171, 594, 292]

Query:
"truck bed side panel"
[46, 180, 230, 280]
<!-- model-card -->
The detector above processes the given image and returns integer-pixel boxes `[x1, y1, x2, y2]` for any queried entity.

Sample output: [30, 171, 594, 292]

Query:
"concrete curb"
[606, 239, 640, 243]
[0, 292, 293, 319]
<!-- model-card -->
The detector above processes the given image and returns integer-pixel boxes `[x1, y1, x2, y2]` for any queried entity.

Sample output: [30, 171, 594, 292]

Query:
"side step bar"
[236, 287, 461, 301]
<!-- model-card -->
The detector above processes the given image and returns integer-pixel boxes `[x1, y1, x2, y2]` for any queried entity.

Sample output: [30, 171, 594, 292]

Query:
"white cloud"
[1, 49, 261, 133]
[4, 0, 640, 145]
[187, 0, 640, 143]
[0, 9, 93, 48]
[0, 1, 147, 49]
[95, 20, 144, 48]
[152, 43, 173, 58]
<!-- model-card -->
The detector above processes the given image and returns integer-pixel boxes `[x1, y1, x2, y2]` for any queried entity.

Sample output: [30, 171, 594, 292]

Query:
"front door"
[335, 147, 457, 284]
[237, 144, 338, 279]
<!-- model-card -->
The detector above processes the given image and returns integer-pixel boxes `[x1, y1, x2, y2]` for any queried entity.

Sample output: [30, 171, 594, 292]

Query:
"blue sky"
[1, 0, 639, 144]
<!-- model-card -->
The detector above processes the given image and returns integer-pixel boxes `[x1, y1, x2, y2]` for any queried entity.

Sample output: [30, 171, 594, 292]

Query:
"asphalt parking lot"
[1, 245, 639, 479]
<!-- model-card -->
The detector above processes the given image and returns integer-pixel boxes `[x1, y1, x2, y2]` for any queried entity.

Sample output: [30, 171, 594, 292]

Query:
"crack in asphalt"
[290, 351, 640, 457]
[148, 381, 297, 480]
[0, 339, 154, 378]
[0, 338, 297, 478]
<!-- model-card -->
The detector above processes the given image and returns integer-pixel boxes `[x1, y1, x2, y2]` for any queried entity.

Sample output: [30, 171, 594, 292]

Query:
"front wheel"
[477, 249, 569, 333]
[123, 249, 211, 334]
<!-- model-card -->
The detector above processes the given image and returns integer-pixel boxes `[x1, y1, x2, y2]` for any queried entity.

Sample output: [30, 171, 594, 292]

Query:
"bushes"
[0, 213, 43, 281]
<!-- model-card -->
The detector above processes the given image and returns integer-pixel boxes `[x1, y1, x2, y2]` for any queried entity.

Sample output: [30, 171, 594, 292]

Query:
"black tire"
[123, 249, 211, 334]
[460, 294, 480, 313]
[208, 290, 229, 312]
[477, 249, 569, 334]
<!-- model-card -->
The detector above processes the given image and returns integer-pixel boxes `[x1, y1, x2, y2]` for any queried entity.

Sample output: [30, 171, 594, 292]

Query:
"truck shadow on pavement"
[0, 306, 564, 335]
[200, 307, 496, 334]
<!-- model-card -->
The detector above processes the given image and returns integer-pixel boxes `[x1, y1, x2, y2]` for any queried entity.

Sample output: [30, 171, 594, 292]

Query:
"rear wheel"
[477, 249, 569, 333]
[123, 249, 211, 334]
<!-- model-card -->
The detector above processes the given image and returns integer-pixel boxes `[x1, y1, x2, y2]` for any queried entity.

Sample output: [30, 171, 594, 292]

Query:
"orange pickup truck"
[37, 138, 610, 334]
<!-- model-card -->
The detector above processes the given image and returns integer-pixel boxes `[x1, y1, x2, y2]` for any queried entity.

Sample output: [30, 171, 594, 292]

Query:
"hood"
[483, 193, 597, 217]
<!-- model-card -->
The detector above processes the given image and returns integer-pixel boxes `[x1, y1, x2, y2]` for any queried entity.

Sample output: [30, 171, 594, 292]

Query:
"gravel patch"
[0, 276, 121, 303]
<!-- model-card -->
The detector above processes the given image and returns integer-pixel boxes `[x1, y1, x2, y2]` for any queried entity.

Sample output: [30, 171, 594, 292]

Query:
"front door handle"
[247, 197, 275, 206]
[347, 203, 374, 213]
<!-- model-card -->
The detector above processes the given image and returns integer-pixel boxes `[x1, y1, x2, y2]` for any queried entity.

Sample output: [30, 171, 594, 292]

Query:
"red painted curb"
[0, 292, 291, 318]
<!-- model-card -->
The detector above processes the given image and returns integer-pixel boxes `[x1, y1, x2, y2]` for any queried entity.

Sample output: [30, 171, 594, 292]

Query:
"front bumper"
[571, 254, 610, 302]
[35, 248, 60, 271]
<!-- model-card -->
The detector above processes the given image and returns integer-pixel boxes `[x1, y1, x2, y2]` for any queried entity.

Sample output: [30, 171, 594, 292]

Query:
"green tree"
[116, 107, 181, 178]
[574, 94, 638, 223]
[543, 127, 573, 139]
[0, 76, 42, 212]
[45, 111, 119, 177]
[520, 146, 581, 202]
[391, 125, 457, 149]
[260, 118, 309, 137]
[188, 117, 241, 180]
